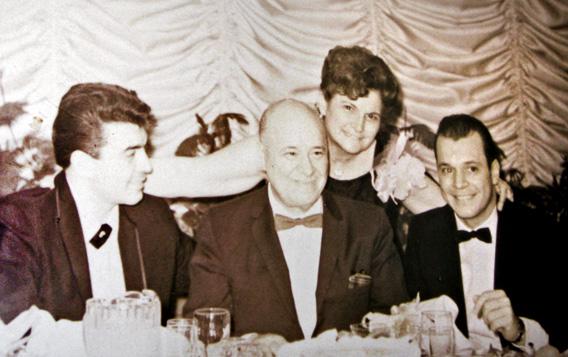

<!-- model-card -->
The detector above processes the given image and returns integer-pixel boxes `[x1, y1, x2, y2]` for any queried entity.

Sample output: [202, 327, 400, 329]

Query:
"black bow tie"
[274, 213, 323, 231]
[456, 227, 492, 244]
[90, 224, 112, 249]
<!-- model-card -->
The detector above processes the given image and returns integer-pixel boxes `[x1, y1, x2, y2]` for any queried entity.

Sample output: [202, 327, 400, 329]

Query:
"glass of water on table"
[421, 310, 454, 357]
[166, 318, 206, 357]
[193, 307, 231, 346]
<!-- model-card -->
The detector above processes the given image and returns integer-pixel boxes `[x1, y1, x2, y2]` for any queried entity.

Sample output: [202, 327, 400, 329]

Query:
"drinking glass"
[421, 310, 453, 330]
[193, 307, 231, 345]
[165, 318, 206, 357]
[427, 326, 454, 357]
[83, 290, 161, 357]
[421, 310, 454, 357]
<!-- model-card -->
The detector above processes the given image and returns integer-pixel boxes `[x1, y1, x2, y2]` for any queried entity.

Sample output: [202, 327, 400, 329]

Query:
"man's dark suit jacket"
[184, 186, 408, 342]
[0, 172, 191, 324]
[404, 202, 566, 350]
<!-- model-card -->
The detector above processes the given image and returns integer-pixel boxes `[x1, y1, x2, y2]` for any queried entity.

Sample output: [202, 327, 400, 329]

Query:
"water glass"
[83, 290, 161, 357]
[421, 310, 454, 357]
[193, 307, 231, 345]
[421, 310, 453, 330]
[165, 318, 206, 357]
[427, 326, 454, 357]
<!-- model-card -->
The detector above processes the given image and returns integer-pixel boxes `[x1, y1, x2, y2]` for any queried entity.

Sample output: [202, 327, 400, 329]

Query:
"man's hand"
[473, 290, 523, 343]
[535, 345, 561, 357]
[495, 178, 514, 211]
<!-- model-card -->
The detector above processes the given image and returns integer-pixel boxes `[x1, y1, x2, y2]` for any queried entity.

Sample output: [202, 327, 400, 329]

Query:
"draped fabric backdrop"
[1, 0, 566, 186]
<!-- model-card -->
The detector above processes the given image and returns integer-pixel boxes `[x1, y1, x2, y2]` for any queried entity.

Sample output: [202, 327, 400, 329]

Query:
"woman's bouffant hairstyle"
[320, 45, 402, 125]
[52, 83, 157, 168]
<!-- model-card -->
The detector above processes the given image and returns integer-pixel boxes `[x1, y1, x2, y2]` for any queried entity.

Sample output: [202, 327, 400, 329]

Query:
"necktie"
[456, 227, 492, 244]
[274, 213, 323, 231]
[90, 223, 112, 249]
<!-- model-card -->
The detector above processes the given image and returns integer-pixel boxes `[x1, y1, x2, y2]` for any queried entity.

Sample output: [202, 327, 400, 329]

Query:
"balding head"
[259, 99, 329, 214]
[259, 99, 325, 144]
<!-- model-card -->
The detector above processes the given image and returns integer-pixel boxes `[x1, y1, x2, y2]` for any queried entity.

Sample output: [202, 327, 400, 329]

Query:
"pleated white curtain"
[0, 0, 566, 186]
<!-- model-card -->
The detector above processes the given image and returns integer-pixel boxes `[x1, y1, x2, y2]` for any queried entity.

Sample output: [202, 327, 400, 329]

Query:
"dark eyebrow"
[340, 99, 356, 106]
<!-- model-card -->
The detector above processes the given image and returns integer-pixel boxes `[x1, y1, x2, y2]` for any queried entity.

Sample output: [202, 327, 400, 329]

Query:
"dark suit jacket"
[184, 186, 408, 342]
[0, 172, 191, 324]
[404, 202, 566, 350]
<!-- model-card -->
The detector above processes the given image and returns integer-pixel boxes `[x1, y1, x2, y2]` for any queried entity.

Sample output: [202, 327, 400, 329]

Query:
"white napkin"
[363, 295, 473, 356]
[0, 305, 85, 356]
[277, 329, 420, 357]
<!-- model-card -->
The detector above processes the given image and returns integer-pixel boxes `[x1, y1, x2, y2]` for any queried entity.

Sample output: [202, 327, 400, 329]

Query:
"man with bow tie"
[0, 83, 191, 324]
[184, 99, 408, 341]
[404, 114, 565, 352]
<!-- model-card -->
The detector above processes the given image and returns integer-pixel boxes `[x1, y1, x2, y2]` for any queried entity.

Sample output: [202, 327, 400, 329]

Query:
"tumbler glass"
[193, 307, 231, 346]
[83, 290, 160, 357]
[165, 318, 206, 357]
[421, 310, 454, 357]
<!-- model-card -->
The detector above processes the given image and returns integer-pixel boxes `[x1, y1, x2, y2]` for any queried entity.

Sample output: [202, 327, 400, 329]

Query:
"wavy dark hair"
[435, 114, 505, 166]
[320, 45, 402, 151]
[52, 83, 157, 168]
[320, 46, 402, 123]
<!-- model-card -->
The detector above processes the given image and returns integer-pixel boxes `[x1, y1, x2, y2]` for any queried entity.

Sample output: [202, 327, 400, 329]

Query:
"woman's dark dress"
[325, 171, 408, 254]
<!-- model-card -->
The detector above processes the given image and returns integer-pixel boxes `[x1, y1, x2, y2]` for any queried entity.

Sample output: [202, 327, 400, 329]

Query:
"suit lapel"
[494, 203, 511, 290]
[250, 187, 298, 323]
[434, 206, 469, 337]
[118, 207, 145, 291]
[54, 173, 92, 301]
[315, 191, 346, 316]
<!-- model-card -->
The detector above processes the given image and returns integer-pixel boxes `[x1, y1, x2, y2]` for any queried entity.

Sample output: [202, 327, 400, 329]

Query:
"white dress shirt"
[456, 209, 548, 353]
[268, 185, 323, 339]
[69, 184, 127, 299]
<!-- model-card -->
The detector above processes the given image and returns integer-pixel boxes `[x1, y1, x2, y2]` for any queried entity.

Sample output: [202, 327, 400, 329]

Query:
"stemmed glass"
[193, 307, 231, 346]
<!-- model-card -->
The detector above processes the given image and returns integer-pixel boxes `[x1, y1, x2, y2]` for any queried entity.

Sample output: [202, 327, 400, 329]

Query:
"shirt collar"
[267, 184, 323, 218]
[67, 175, 119, 241]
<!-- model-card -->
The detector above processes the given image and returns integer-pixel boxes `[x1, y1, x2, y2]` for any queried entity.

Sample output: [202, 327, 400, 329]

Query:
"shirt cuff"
[513, 316, 549, 352]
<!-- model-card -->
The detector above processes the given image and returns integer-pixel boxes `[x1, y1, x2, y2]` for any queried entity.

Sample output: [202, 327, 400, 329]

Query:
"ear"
[69, 150, 96, 173]
[490, 159, 501, 185]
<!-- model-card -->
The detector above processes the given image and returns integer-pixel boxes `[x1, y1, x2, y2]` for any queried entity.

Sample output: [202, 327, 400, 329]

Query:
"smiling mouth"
[454, 194, 475, 201]
[343, 131, 365, 139]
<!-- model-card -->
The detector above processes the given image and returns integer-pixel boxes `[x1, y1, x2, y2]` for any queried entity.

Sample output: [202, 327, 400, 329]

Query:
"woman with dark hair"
[316, 45, 443, 240]
[145, 45, 510, 244]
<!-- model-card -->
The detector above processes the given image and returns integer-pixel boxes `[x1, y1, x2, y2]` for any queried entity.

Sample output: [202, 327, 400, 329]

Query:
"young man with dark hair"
[0, 83, 191, 324]
[404, 114, 565, 352]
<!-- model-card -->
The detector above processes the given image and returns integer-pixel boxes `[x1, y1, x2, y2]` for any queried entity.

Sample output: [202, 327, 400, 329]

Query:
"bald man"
[184, 99, 407, 341]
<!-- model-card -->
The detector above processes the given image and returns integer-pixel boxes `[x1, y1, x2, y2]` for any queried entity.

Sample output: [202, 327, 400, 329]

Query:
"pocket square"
[348, 272, 372, 289]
